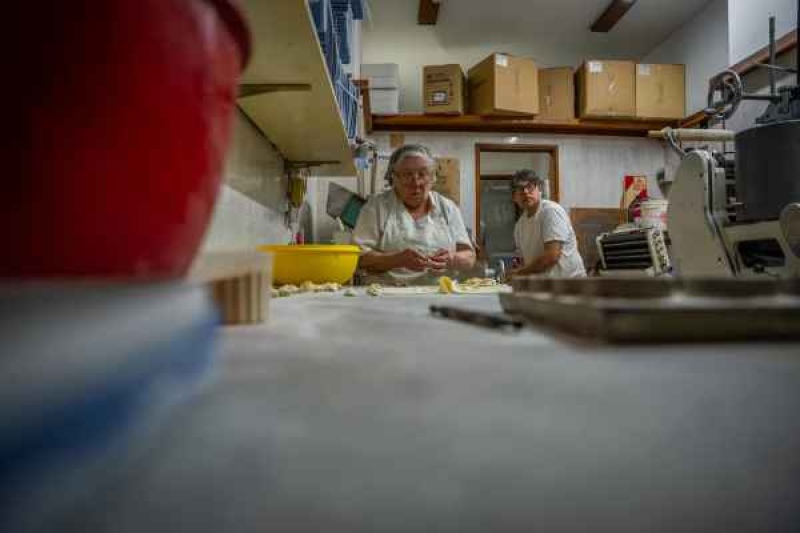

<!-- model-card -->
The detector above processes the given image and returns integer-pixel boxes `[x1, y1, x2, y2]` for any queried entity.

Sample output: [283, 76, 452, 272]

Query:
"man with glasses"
[353, 144, 475, 285]
[509, 170, 585, 279]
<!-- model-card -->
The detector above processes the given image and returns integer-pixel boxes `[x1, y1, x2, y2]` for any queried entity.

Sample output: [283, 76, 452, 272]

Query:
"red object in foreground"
[7, 0, 250, 279]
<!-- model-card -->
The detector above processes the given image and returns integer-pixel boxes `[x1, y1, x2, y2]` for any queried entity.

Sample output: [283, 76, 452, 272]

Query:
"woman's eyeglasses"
[395, 169, 434, 185]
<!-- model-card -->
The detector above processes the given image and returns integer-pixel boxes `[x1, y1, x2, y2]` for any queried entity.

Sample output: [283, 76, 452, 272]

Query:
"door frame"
[474, 143, 560, 242]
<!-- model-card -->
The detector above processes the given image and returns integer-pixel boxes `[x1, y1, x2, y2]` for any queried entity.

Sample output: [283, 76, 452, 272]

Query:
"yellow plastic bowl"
[258, 244, 360, 286]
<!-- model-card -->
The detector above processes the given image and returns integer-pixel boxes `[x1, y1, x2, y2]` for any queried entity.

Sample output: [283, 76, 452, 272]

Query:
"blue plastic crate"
[350, 0, 364, 20]
[330, 2, 353, 64]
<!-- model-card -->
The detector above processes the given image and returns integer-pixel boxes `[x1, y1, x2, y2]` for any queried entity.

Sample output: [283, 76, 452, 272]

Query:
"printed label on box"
[432, 91, 448, 104]
[588, 61, 603, 74]
[495, 54, 509, 68]
[638, 64, 652, 76]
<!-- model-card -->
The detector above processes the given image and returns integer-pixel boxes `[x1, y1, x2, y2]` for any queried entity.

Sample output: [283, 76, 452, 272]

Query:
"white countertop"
[47, 292, 800, 532]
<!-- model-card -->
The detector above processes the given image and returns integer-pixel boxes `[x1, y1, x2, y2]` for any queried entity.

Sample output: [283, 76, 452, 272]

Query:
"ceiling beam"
[590, 0, 638, 32]
[418, 0, 440, 25]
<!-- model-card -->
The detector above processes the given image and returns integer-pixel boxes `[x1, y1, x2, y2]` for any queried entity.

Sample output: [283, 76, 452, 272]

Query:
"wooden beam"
[678, 29, 797, 128]
[353, 79, 373, 134]
[590, 0, 638, 33]
[418, 0, 440, 25]
[730, 29, 797, 77]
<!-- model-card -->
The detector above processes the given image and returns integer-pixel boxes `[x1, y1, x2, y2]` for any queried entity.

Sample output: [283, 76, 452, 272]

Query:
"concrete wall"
[729, 0, 797, 64]
[199, 111, 294, 252]
[643, 0, 730, 115]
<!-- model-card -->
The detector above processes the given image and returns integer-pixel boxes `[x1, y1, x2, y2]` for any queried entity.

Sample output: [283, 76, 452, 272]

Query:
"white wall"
[479, 152, 549, 176]
[643, 0, 730, 115]
[200, 111, 293, 252]
[729, 0, 797, 64]
[310, 133, 665, 242]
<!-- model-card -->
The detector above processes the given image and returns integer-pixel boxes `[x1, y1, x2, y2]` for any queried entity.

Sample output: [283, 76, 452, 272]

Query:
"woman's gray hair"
[384, 144, 437, 185]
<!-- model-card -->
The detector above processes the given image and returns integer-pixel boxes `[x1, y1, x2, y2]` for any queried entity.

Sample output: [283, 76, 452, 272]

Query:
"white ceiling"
[370, 0, 718, 60]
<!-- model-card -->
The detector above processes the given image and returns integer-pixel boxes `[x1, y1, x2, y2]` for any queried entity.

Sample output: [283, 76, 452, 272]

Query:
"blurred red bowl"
[6, 0, 250, 279]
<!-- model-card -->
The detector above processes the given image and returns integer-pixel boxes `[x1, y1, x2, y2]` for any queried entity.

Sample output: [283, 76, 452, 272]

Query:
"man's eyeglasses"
[512, 183, 538, 193]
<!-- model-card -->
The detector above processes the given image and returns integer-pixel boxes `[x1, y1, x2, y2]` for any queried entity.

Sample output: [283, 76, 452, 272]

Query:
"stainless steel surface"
[735, 120, 800, 222]
[44, 293, 800, 532]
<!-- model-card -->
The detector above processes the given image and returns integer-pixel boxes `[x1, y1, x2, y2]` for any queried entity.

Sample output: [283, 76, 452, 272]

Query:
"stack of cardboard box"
[576, 60, 685, 120]
[421, 55, 686, 121]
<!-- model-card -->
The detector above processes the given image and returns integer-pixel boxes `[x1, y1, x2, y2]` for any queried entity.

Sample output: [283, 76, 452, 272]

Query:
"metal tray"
[500, 277, 800, 343]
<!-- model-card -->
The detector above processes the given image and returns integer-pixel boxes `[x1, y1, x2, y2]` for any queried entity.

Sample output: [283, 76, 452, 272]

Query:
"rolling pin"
[648, 128, 736, 142]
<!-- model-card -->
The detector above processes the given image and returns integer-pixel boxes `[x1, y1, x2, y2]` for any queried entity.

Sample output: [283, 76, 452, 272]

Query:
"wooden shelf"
[371, 114, 678, 137]
[236, 0, 356, 176]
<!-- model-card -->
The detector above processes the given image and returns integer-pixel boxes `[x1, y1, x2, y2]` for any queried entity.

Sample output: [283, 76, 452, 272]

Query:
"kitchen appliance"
[8, 0, 250, 279]
[596, 226, 671, 277]
[663, 9, 800, 279]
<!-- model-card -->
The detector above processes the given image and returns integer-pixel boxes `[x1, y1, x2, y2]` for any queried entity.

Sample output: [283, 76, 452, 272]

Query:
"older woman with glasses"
[353, 144, 475, 285]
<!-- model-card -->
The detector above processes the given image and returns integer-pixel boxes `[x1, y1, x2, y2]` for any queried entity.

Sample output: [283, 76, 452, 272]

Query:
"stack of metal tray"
[499, 277, 800, 343]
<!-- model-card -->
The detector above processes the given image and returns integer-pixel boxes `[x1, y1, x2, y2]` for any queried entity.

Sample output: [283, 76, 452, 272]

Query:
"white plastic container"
[639, 198, 669, 230]
[361, 63, 400, 89]
[370, 88, 400, 114]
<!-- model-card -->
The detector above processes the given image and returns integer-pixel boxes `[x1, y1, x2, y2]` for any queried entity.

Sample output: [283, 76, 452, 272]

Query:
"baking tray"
[500, 277, 800, 343]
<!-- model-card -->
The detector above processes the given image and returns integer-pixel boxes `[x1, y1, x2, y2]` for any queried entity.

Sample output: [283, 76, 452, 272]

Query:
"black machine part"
[735, 120, 800, 222]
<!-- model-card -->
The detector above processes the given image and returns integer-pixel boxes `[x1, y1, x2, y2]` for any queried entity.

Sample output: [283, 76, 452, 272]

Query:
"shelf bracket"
[287, 160, 342, 170]
[238, 83, 313, 98]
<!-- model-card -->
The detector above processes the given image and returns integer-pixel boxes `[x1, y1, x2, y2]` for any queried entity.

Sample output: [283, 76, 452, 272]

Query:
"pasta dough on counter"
[273, 282, 343, 297]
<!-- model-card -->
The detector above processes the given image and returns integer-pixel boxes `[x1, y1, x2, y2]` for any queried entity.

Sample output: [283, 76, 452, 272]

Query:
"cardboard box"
[576, 60, 636, 119]
[467, 53, 539, 116]
[538, 67, 575, 121]
[424, 64, 466, 115]
[636, 63, 686, 120]
[434, 158, 461, 205]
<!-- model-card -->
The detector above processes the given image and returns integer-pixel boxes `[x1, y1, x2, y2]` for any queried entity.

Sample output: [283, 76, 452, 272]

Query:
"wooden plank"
[678, 29, 797, 128]
[190, 251, 273, 326]
[731, 29, 797, 77]
[236, 0, 356, 177]
[238, 83, 312, 98]
[569, 208, 621, 272]
[373, 114, 675, 138]
[679, 110, 709, 129]
[590, 0, 638, 32]
[353, 79, 372, 134]
[418, 0, 440, 25]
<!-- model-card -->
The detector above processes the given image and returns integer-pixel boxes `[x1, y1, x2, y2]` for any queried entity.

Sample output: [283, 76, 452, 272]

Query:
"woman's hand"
[428, 249, 454, 272]
[393, 249, 431, 271]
